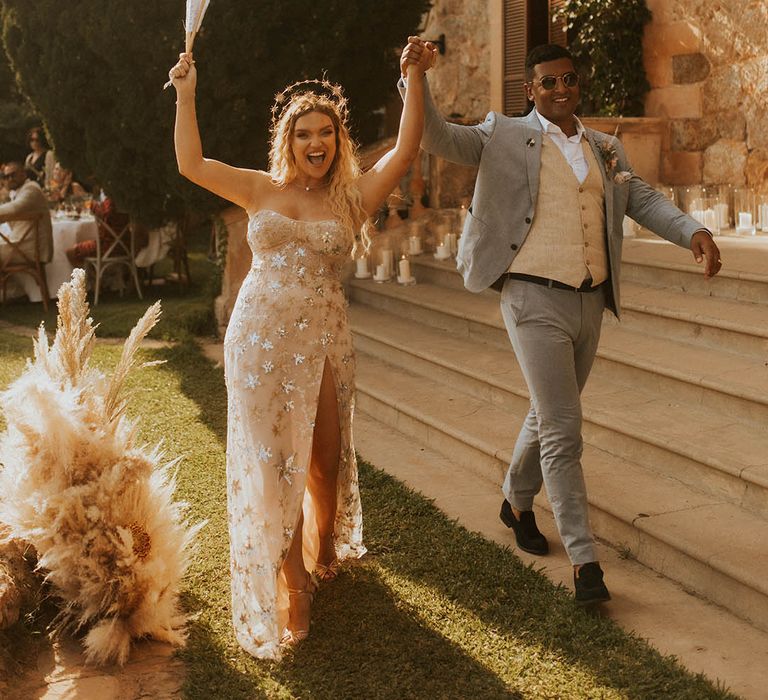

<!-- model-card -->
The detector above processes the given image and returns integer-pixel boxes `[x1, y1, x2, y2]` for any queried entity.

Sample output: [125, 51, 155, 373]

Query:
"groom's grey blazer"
[413, 80, 704, 315]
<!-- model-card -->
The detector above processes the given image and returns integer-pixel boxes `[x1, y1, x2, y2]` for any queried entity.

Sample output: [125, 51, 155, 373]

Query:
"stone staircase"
[348, 236, 768, 635]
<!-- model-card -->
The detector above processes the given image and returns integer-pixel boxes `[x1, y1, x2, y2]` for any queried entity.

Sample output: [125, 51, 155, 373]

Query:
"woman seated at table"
[47, 162, 87, 204]
[65, 196, 120, 267]
[24, 127, 55, 187]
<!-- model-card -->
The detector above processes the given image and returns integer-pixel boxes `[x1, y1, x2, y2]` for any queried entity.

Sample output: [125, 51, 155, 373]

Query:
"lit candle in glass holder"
[689, 197, 719, 235]
[758, 194, 768, 233]
[734, 187, 756, 235]
[408, 234, 423, 255]
[397, 255, 415, 285]
[355, 255, 371, 279]
[373, 248, 393, 282]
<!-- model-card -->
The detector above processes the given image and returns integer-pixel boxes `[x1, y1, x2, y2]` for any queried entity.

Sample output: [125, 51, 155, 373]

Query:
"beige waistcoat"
[508, 135, 608, 287]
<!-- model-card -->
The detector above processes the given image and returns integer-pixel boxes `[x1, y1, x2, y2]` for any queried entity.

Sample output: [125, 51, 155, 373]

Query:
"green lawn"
[0, 251, 218, 341]
[0, 326, 739, 700]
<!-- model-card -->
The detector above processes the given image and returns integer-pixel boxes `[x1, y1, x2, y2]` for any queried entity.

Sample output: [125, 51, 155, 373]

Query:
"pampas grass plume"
[0, 269, 203, 665]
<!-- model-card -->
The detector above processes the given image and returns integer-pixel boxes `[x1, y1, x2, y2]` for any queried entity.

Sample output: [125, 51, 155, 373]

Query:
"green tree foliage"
[0, 41, 37, 162]
[555, 0, 652, 117]
[0, 1, 429, 224]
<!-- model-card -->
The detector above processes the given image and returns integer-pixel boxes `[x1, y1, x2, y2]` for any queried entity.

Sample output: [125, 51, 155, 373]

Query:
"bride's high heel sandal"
[280, 575, 318, 647]
[313, 559, 340, 582]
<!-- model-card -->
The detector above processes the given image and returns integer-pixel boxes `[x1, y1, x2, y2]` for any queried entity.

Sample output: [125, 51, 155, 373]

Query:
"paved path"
[10, 637, 184, 699]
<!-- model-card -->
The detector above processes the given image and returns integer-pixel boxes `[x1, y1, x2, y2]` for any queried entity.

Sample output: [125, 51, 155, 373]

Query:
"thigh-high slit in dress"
[223, 209, 366, 659]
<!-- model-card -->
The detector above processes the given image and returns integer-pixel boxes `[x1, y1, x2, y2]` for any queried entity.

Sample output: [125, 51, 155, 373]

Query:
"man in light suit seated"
[0, 161, 53, 267]
[400, 40, 722, 605]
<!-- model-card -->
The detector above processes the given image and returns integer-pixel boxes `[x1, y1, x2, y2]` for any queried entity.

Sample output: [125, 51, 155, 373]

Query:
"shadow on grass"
[181, 570, 519, 700]
[161, 342, 735, 700]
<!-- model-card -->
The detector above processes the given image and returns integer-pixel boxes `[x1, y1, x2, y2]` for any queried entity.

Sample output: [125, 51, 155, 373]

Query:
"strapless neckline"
[251, 209, 338, 225]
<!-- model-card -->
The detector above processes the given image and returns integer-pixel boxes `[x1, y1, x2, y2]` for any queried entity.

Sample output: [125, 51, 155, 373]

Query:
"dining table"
[9, 213, 99, 302]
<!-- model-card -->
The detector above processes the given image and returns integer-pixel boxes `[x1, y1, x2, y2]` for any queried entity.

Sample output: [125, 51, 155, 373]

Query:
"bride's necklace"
[292, 179, 329, 193]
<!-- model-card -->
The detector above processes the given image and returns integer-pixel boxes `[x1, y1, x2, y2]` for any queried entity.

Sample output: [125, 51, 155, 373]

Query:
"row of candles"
[662, 185, 768, 235]
[355, 230, 461, 284]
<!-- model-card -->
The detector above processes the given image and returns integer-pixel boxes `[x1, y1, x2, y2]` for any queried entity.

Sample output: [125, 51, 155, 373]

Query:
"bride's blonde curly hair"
[269, 82, 372, 256]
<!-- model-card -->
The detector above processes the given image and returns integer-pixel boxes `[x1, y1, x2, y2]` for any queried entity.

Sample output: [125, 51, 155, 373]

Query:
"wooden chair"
[0, 218, 51, 312]
[145, 216, 192, 289]
[84, 213, 143, 305]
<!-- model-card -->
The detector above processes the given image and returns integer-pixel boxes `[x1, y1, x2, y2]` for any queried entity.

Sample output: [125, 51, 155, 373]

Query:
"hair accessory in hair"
[270, 76, 349, 129]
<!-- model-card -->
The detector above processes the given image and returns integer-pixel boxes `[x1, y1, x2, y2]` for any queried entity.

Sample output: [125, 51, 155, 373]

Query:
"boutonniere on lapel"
[596, 140, 632, 184]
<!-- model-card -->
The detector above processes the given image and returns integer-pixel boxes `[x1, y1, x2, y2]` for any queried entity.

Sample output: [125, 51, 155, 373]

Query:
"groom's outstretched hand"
[400, 36, 438, 78]
[690, 230, 722, 279]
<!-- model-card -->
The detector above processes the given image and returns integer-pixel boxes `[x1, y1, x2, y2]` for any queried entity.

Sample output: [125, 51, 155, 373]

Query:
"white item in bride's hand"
[163, 0, 212, 88]
[736, 211, 755, 235]
[354, 257, 371, 278]
[434, 243, 451, 260]
[408, 236, 423, 255]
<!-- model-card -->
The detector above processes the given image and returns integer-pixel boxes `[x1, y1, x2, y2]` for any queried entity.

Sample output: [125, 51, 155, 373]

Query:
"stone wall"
[643, 0, 768, 189]
[421, 1, 491, 122]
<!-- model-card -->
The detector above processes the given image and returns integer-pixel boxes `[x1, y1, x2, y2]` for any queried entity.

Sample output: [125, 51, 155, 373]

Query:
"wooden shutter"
[548, 0, 568, 46]
[503, 0, 529, 116]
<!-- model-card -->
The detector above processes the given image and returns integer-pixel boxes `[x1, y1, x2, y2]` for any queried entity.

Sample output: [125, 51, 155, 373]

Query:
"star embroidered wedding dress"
[223, 209, 366, 659]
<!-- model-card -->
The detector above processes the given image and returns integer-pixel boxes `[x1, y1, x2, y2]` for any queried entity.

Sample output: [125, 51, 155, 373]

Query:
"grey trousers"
[500, 278, 605, 565]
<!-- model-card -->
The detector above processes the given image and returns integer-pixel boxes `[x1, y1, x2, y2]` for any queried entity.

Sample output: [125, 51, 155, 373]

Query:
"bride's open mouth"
[307, 151, 326, 166]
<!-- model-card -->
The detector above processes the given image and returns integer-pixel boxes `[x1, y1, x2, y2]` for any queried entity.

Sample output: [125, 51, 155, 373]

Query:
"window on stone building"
[503, 0, 568, 116]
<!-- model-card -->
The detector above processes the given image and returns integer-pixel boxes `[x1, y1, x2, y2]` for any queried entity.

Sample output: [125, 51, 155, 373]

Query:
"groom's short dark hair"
[525, 44, 575, 80]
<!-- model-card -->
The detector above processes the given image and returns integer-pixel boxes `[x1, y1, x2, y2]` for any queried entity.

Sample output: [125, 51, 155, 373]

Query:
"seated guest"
[66, 195, 141, 268]
[24, 127, 55, 188]
[0, 161, 53, 265]
[47, 162, 87, 204]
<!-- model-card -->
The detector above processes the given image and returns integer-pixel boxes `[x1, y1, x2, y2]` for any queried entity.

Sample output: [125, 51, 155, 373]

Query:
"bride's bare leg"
[308, 359, 341, 568]
[281, 511, 312, 636]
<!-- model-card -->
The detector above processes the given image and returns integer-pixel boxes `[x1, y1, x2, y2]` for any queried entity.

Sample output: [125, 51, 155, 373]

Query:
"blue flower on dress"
[257, 444, 272, 463]
[261, 339, 274, 351]
[293, 353, 305, 365]
[262, 361, 274, 373]
[249, 333, 261, 346]
[297, 247, 306, 257]
[245, 373, 261, 389]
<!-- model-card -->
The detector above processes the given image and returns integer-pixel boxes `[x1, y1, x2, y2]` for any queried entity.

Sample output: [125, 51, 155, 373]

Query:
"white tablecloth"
[16, 216, 98, 302]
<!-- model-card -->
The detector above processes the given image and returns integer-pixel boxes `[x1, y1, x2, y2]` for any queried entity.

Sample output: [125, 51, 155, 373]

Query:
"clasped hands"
[400, 36, 438, 77]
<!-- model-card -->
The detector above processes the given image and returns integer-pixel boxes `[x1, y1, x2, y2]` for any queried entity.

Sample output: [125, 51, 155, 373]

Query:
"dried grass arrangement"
[0, 269, 203, 665]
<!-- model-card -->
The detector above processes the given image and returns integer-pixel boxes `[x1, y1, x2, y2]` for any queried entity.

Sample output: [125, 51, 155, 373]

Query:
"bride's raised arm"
[357, 38, 436, 216]
[171, 53, 268, 210]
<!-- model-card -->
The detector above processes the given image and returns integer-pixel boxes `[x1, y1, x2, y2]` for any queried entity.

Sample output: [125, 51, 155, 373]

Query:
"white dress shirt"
[535, 110, 589, 184]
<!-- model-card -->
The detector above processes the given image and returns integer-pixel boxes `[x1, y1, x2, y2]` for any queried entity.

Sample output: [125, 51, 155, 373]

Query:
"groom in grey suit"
[400, 40, 721, 603]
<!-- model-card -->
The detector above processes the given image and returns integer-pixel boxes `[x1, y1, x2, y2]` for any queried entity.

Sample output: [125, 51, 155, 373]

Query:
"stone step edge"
[620, 301, 768, 340]
[407, 258, 768, 338]
[354, 410, 768, 700]
[410, 252, 768, 294]
[351, 317, 760, 490]
[621, 257, 768, 285]
[348, 281, 768, 411]
[355, 366, 768, 600]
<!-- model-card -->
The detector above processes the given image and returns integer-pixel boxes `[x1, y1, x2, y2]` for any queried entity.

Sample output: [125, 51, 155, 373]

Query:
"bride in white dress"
[170, 38, 436, 658]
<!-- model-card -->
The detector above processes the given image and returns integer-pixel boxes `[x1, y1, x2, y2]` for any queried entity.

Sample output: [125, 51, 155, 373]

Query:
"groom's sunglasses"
[531, 72, 580, 90]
